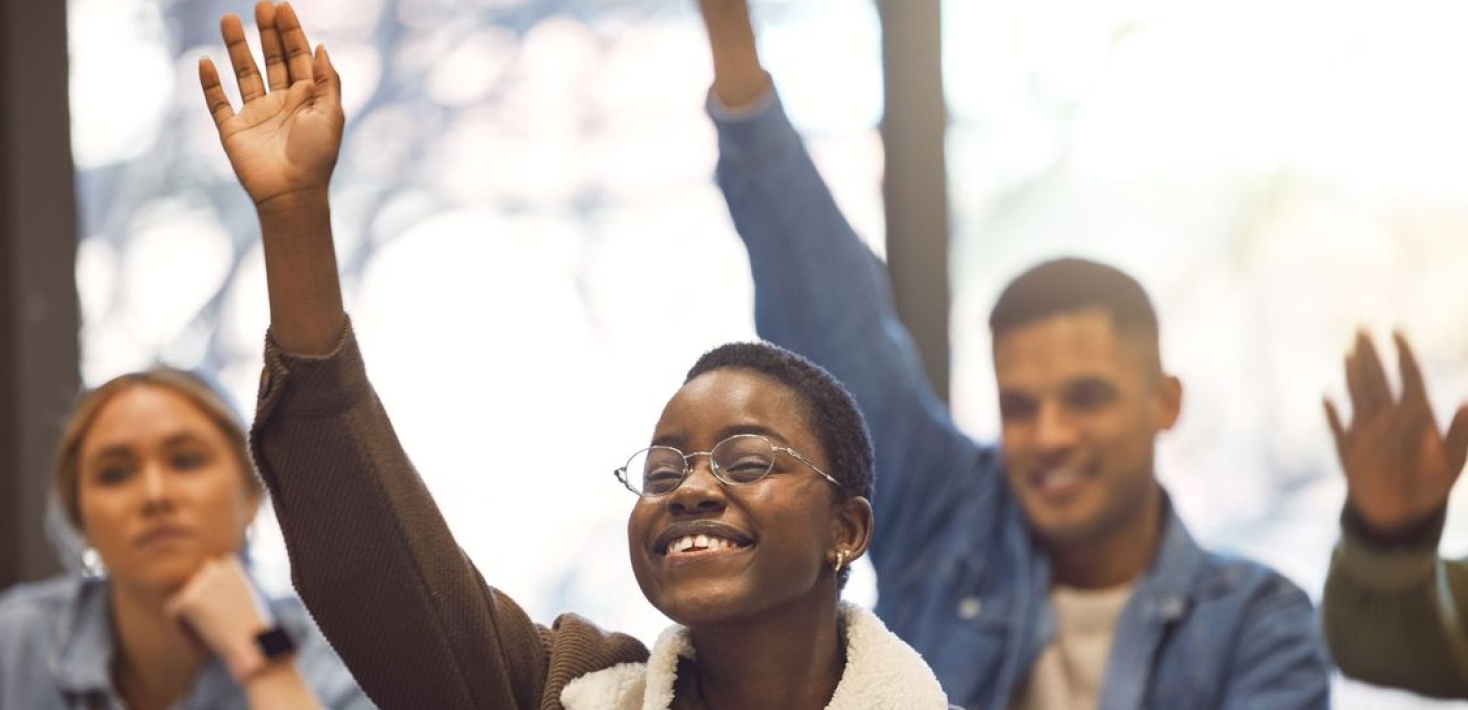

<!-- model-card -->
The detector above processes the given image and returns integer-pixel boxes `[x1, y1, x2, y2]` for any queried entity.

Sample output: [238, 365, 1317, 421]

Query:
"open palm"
[200, 2, 343, 209]
[1326, 332, 1468, 536]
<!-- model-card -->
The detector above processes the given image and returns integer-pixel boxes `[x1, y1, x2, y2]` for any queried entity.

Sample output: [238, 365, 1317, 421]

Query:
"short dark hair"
[989, 258, 1159, 343]
[685, 342, 874, 504]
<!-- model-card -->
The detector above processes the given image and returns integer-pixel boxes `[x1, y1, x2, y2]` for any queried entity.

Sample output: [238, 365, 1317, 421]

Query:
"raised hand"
[1326, 332, 1468, 537]
[695, 0, 769, 109]
[200, 2, 343, 211]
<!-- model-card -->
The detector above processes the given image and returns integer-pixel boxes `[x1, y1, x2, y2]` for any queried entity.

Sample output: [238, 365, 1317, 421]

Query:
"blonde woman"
[0, 368, 372, 710]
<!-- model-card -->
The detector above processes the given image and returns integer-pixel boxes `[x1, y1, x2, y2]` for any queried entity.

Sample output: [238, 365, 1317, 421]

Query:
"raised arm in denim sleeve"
[1215, 576, 1331, 710]
[709, 89, 1003, 570]
[1322, 507, 1468, 698]
[250, 322, 647, 710]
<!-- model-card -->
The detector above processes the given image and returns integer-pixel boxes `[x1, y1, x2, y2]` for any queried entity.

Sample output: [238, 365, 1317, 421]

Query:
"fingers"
[164, 567, 200, 620]
[221, 14, 267, 103]
[275, 3, 317, 86]
[164, 590, 184, 620]
[1324, 397, 1348, 463]
[1350, 331, 1394, 416]
[314, 45, 341, 107]
[176, 619, 209, 655]
[203, 3, 321, 120]
[198, 58, 236, 127]
[1447, 404, 1468, 476]
[1344, 350, 1370, 420]
[1394, 331, 1429, 405]
[255, 2, 288, 91]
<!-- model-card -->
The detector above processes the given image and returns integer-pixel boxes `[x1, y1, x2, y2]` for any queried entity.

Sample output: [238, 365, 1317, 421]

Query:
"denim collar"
[1096, 493, 1209, 710]
[50, 578, 114, 696]
[1133, 493, 1208, 620]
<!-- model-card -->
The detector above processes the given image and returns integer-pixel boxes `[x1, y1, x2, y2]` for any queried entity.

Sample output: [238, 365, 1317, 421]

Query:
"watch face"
[255, 626, 297, 659]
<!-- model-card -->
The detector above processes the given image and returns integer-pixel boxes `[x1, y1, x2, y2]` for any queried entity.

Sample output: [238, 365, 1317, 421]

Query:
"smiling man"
[694, 2, 1330, 708]
[988, 262, 1179, 596]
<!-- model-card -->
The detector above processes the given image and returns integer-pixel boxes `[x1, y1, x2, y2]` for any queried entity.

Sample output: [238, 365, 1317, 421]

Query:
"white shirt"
[1010, 583, 1135, 710]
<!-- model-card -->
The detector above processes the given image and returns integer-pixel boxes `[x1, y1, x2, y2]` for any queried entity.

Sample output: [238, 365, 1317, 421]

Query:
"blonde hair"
[53, 367, 260, 531]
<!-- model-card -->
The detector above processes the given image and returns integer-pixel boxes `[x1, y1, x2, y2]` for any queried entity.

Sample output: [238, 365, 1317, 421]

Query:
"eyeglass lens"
[628, 435, 778, 495]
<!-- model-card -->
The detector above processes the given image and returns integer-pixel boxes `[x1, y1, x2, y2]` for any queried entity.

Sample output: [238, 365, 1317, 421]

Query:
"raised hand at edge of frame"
[1325, 331, 1468, 539]
[695, 0, 770, 110]
[199, 1, 343, 213]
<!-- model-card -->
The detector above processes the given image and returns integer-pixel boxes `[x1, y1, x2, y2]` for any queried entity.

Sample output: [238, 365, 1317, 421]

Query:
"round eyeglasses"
[615, 433, 843, 497]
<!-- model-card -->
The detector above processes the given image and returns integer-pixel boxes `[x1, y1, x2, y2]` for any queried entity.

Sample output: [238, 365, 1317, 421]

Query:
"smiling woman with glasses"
[196, 4, 955, 708]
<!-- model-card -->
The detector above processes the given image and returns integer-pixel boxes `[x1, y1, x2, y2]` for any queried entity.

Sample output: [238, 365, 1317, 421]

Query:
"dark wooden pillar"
[0, 0, 80, 586]
[878, 0, 950, 401]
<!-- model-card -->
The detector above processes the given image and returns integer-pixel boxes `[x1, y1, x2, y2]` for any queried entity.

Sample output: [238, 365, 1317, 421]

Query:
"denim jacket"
[708, 89, 1330, 710]
[0, 575, 374, 710]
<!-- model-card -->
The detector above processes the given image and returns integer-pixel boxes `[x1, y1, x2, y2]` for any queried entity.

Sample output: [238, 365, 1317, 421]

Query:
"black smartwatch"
[254, 625, 297, 661]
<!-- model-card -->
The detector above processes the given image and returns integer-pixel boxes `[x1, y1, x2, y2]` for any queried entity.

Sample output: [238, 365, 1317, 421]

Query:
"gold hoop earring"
[831, 549, 849, 573]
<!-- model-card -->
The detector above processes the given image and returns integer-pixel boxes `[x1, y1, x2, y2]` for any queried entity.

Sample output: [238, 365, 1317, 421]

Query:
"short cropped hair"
[989, 257, 1160, 344]
[686, 343, 874, 588]
[685, 342, 874, 504]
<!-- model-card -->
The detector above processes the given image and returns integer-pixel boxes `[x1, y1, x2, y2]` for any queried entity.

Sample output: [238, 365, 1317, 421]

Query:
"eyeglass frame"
[614, 433, 845, 497]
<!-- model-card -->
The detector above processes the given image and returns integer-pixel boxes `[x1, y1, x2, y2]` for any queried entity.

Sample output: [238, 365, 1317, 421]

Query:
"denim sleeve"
[708, 89, 1001, 571]
[1216, 576, 1331, 710]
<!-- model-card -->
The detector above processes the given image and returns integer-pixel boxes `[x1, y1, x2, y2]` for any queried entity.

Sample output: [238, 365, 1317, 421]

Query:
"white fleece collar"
[560, 602, 950, 710]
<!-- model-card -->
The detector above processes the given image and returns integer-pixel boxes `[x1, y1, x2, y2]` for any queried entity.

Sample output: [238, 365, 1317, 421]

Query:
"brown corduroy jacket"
[250, 323, 957, 710]
[250, 325, 649, 710]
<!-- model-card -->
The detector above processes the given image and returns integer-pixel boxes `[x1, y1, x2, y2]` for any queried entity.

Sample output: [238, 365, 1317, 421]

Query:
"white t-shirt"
[1009, 583, 1134, 710]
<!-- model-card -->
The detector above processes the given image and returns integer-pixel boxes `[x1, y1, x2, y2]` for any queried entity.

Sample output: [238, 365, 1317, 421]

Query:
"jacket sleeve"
[250, 321, 647, 710]
[1215, 574, 1331, 709]
[709, 89, 1002, 572]
[1321, 506, 1468, 699]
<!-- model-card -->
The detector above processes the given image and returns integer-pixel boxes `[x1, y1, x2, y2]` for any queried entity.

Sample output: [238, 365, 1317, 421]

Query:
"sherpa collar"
[560, 602, 950, 710]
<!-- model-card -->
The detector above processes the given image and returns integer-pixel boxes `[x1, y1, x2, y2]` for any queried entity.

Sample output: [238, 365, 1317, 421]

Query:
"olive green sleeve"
[1323, 506, 1468, 698]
